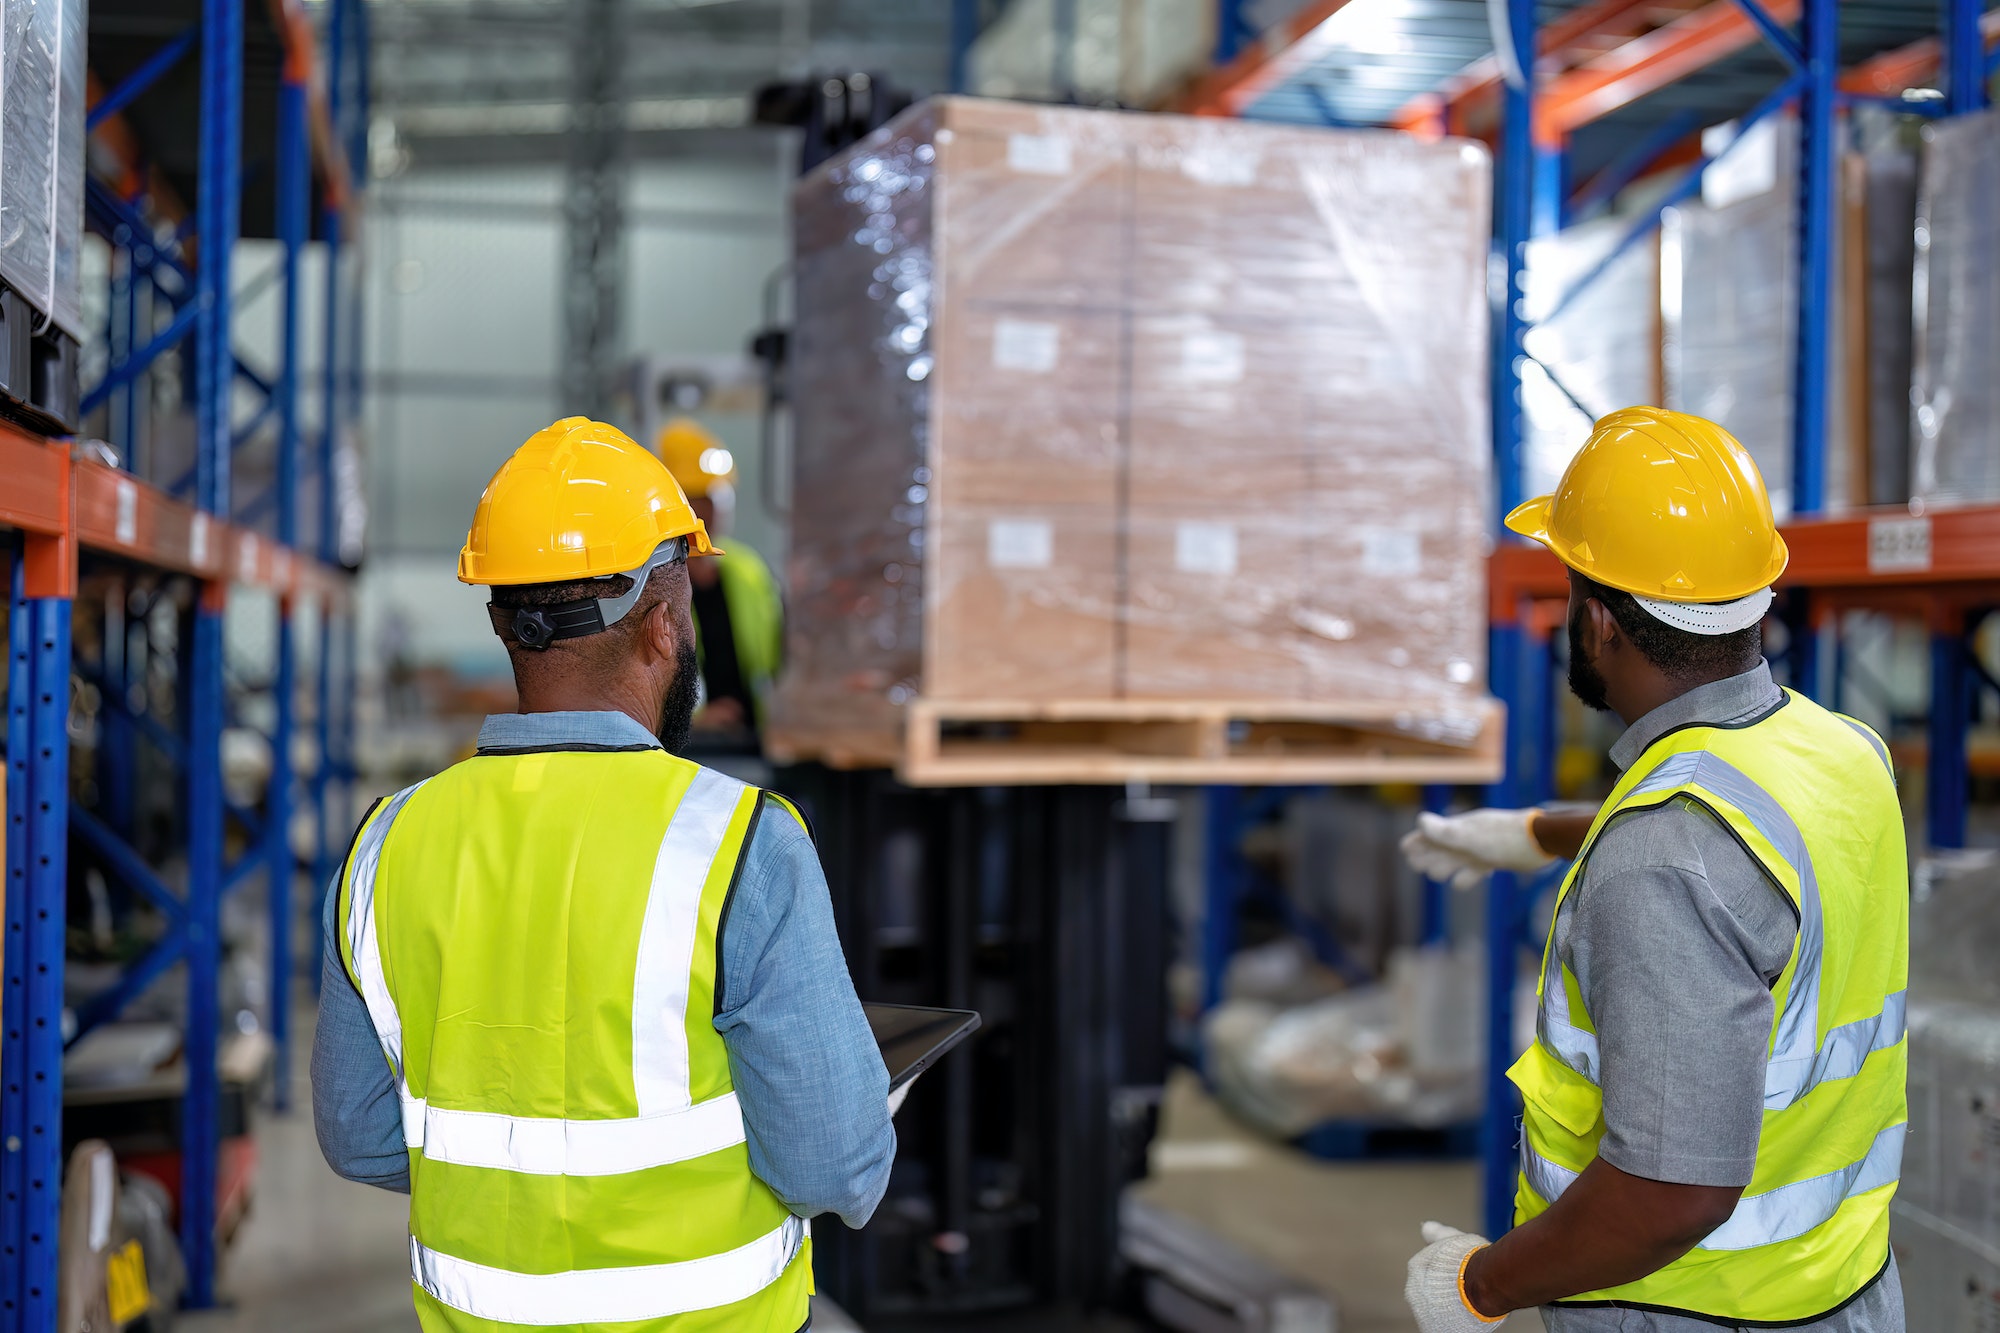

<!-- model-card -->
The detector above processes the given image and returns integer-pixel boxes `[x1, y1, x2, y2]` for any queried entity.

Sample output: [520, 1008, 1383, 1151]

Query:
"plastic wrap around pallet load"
[0, 0, 86, 338]
[1522, 218, 1659, 502]
[1912, 106, 2000, 509]
[777, 98, 1494, 767]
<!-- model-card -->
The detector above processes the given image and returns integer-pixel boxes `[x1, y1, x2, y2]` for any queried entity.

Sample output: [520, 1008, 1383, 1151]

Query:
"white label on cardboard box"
[1181, 330, 1245, 384]
[1175, 521, 1238, 576]
[1360, 527, 1421, 577]
[1181, 148, 1257, 187]
[114, 479, 138, 546]
[1868, 515, 1931, 573]
[190, 513, 210, 567]
[1007, 133, 1071, 176]
[992, 318, 1060, 374]
[988, 518, 1053, 570]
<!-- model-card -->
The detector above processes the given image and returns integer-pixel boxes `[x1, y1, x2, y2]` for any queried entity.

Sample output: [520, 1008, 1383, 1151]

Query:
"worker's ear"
[638, 596, 680, 668]
[1584, 597, 1621, 657]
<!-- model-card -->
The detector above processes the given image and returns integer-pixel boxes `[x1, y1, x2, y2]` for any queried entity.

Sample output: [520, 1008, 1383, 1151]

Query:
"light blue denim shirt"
[309, 710, 896, 1230]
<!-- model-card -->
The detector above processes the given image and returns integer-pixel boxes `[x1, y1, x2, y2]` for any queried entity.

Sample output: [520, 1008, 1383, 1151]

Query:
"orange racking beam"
[1841, 9, 2000, 96]
[1, 433, 350, 606]
[1539, 0, 1802, 140]
[1390, 0, 1708, 134]
[1493, 505, 2000, 628]
[1173, 0, 1360, 116]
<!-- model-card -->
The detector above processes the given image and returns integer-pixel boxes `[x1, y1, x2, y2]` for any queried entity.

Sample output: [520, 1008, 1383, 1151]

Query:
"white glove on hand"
[1406, 1221, 1506, 1331]
[1399, 809, 1554, 890]
[887, 1079, 914, 1117]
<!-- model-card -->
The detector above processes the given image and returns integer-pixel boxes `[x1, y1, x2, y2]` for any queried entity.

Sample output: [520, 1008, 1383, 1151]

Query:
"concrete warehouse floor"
[180, 1003, 1541, 1333]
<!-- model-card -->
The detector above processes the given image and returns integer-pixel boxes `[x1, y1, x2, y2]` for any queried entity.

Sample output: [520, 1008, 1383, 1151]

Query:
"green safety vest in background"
[339, 749, 814, 1332]
[712, 543, 783, 721]
[1509, 689, 1908, 1324]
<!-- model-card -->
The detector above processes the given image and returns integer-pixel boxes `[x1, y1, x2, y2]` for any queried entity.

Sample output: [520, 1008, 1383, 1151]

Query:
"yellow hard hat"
[458, 417, 715, 587]
[654, 416, 737, 501]
[1505, 406, 1788, 604]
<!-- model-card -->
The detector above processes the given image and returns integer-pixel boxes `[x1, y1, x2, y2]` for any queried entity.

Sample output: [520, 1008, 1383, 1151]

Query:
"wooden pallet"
[898, 696, 1505, 787]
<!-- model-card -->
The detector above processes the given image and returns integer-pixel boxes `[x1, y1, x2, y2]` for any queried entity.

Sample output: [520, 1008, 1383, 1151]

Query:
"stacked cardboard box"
[776, 99, 1494, 759]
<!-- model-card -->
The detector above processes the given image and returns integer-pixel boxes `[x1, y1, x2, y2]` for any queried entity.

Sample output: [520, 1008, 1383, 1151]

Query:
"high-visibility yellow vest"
[1510, 689, 1908, 1324]
[711, 544, 782, 724]
[339, 749, 814, 1332]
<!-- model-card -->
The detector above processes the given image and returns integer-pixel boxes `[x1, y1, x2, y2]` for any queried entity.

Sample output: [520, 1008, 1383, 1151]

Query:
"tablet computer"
[865, 1002, 982, 1092]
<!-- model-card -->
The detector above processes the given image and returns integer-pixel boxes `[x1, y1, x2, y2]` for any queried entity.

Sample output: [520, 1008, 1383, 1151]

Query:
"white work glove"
[1406, 1221, 1507, 1331]
[887, 1079, 915, 1117]
[1399, 809, 1554, 890]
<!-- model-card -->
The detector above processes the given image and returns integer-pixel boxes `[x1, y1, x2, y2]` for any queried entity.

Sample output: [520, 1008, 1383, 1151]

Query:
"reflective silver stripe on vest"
[344, 781, 431, 1138]
[1521, 1122, 1907, 1251]
[1536, 972, 1601, 1085]
[631, 766, 750, 1115]
[343, 764, 754, 1171]
[1699, 1122, 1907, 1250]
[410, 1215, 807, 1325]
[1624, 751, 1828, 1111]
[419, 1091, 747, 1176]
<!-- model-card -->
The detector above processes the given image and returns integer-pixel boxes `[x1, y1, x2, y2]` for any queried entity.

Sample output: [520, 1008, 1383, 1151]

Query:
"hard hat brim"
[1503, 491, 1789, 604]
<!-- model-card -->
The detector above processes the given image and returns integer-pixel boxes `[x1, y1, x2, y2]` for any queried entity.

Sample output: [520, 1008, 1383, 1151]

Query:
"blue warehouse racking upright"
[2, 0, 369, 1322]
[1186, 0, 2000, 1242]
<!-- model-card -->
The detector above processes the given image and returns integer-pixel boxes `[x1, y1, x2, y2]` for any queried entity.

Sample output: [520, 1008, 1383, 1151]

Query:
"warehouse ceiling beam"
[1173, 0, 1361, 116]
[1538, 0, 1802, 140]
[1844, 7, 2000, 97]
[1389, 0, 1707, 135]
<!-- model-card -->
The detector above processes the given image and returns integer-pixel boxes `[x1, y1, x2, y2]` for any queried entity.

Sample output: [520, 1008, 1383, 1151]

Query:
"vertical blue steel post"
[1929, 624, 1970, 850]
[1212, 0, 1248, 66]
[1531, 145, 1565, 240]
[4, 565, 73, 1333]
[1481, 0, 1538, 1244]
[1946, 0, 1990, 115]
[1790, 0, 1835, 517]
[1200, 786, 1241, 1016]
[182, 0, 243, 1302]
[181, 588, 227, 1307]
[195, 0, 245, 519]
[309, 603, 334, 993]
[320, 203, 341, 565]
[109, 245, 135, 464]
[1483, 624, 1524, 1243]
[950, 0, 979, 93]
[267, 65, 310, 1113]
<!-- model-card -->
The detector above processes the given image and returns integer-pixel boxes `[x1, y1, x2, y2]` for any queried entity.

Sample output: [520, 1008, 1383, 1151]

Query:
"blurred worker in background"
[1401, 408, 1906, 1332]
[655, 416, 783, 744]
[312, 418, 893, 1332]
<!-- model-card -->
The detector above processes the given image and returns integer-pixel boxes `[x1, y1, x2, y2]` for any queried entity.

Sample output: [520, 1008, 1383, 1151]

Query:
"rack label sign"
[114, 480, 138, 546]
[1868, 516, 1931, 573]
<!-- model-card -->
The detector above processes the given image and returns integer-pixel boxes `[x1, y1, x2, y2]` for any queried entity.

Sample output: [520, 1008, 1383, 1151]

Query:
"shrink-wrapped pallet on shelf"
[1521, 216, 1660, 498]
[1895, 851, 2000, 1326]
[775, 98, 1496, 778]
[1664, 119, 1802, 513]
[1911, 106, 2000, 509]
[0, 0, 87, 337]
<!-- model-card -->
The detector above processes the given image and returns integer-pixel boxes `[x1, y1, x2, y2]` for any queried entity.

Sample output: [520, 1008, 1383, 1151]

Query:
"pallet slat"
[895, 696, 1505, 787]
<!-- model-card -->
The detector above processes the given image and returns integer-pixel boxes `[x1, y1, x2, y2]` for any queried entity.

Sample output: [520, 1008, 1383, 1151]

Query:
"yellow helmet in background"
[458, 416, 715, 587]
[1505, 406, 1788, 627]
[655, 416, 737, 501]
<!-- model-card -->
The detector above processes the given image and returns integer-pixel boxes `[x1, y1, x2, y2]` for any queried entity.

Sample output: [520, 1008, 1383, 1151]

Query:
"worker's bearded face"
[1566, 598, 1612, 713]
[657, 634, 701, 753]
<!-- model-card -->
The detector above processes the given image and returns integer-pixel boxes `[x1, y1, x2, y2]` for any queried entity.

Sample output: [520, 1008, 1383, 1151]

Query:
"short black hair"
[1573, 573, 1764, 685]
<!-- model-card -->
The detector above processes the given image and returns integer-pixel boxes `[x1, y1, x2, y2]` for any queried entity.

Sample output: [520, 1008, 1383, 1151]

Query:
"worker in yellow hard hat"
[654, 416, 783, 744]
[309, 418, 897, 1331]
[1400, 409, 1907, 1333]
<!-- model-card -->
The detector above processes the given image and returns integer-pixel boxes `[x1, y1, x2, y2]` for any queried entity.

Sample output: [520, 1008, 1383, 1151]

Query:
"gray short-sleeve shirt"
[1539, 664, 1903, 1333]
